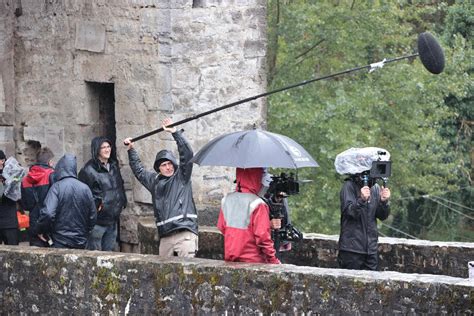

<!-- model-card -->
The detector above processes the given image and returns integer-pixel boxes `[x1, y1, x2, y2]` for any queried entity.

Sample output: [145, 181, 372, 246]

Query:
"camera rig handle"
[362, 174, 369, 187]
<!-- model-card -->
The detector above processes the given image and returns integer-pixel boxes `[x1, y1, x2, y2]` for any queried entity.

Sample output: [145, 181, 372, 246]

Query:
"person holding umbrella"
[217, 167, 280, 264]
[124, 118, 198, 258]
[190, 127, 319, 264]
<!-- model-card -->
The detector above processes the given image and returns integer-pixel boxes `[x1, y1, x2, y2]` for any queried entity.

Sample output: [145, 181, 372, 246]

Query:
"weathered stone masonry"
[0, 246, 472, 314]
[139, 221, 474, 278]
[0, 0, 268, 249]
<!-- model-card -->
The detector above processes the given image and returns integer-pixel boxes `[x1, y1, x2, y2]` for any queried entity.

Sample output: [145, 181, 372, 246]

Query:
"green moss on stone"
[92, 267, 121, 306]
[265, 275, 293, 313]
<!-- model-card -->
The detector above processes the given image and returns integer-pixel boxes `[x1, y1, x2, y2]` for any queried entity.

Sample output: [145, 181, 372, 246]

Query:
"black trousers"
[29, 234, 50, 247]
[0, 228, 19, 245]
[338, 250, 378, 271]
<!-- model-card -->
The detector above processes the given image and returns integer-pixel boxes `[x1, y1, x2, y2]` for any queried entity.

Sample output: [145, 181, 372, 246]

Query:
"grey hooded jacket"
[128, 130, 198, 237]
[35, 154, 97, 249]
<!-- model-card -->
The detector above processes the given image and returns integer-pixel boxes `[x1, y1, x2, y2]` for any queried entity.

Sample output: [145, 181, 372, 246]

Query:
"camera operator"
[217, 167, 280, 264]
[337, 172, 391, 270]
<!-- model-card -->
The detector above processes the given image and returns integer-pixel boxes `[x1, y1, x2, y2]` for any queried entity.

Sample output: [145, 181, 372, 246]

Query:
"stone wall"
[0, 246, 471, 314]
[0, 1, 17, 156]
[138, 220, 474, 278]
[1, 0, 268, 246]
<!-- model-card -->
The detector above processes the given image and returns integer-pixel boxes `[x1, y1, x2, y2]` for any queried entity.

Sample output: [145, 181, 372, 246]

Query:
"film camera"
[263, 173, 303, 244]
[362, 151, 391, 187]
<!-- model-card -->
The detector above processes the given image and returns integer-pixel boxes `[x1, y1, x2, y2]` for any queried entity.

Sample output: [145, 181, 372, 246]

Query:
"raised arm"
[125, 135, 157, 191]
[374, 185, 390, 220]
[173, 130, 194, 182]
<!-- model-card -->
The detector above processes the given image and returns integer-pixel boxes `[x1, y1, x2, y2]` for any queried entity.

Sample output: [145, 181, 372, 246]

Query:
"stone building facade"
[0, 0, 268, 249]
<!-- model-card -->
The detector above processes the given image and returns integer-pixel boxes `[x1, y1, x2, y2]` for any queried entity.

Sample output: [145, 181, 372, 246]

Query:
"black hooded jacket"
[35, 154, 97, 249]
[338, 179, 390, 255]
[128, 130, 198, 237]
[78, 136, 127, 226]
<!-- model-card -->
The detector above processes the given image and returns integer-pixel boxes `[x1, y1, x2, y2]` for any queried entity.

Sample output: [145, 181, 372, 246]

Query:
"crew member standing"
[79, 137, 127, 251]
[337, 173, 391, 270]
[124, 118, 198, 257]
[218, 167, 280, 264]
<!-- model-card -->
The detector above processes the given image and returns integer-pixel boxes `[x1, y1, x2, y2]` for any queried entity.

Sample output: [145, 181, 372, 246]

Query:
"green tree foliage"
[267, 1, 472, 240]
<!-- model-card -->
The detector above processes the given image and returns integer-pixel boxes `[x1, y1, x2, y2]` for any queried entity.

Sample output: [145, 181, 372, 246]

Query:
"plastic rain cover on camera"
[334, 147, 390, 175]
[2, 157, 26, 201]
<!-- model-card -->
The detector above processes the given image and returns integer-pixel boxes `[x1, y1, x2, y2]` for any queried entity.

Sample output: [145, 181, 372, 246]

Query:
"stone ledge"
[0, 246, 471, 314]
[137, 217, 474, 278]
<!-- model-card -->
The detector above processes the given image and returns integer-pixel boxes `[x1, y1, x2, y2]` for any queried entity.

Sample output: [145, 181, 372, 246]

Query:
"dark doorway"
[85, 81, 116, 160]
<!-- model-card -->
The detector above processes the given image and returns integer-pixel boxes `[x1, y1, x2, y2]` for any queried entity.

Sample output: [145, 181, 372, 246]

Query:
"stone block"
[74, 55, 115, 83]
[140, 9, 171, 34]
[243, 39, 266, 58]
[23, 125, 65, 157]
[0, 142, 15, 158]
[119, 213, 140, 244]
[74, 21, 106, 53]
[0, 125, 13, 142]
[133, 180, 152, 204]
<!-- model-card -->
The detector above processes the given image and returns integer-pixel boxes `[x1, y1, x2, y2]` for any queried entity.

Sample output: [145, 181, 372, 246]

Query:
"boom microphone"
[128, 32, 446, 143]
[417, 32, 445, 74]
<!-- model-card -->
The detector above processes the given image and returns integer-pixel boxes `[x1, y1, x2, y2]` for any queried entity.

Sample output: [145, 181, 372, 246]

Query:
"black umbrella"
[191, 129, 319, 169]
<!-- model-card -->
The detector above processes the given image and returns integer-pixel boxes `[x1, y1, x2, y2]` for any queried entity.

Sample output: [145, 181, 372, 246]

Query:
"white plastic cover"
[334, 147, 390, 175]
[2, 157, 26, 201]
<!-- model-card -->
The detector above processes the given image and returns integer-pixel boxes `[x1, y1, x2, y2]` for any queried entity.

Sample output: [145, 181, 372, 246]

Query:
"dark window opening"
[85, 81, 117, 160]
[192, 0, 205, 8]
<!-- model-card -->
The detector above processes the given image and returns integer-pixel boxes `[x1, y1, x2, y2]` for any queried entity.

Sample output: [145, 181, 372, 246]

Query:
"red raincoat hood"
[24, 164, 53, 185]
[235, 168, 263, 195]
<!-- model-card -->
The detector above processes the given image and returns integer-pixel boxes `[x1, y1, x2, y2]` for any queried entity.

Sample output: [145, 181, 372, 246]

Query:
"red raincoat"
[217, 168, 280, 264]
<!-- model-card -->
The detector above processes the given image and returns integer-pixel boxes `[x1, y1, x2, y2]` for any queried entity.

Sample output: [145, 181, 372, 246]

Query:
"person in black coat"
[337, 173, 391, 270]
[78, 136, 127, 251]
[0, 150, 19, 245]
[34, 154, 97, 249]
[124, 118, 198, 258]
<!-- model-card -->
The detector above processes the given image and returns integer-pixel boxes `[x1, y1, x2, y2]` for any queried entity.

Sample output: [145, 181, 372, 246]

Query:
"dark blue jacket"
[35, 154, 97, 249]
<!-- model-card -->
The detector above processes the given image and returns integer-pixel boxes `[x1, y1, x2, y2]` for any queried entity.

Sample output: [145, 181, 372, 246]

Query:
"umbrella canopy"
[191, 129, 319, 169]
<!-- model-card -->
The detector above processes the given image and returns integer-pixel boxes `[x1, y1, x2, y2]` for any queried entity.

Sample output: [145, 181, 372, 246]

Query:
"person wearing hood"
[217, 167, 280, 264]
[34, 154, 97, 249]
[337, 173, 391, 270]
[124, 118, 198, 258]
[0, 150, 20, 245]
[78, 136, 127, 251]
[21, 147, 55, 247]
